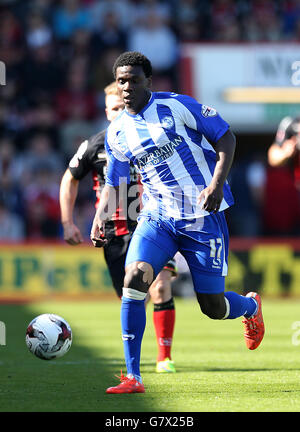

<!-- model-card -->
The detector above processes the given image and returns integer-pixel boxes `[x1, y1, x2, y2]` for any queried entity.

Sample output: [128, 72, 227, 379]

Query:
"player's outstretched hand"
[90, 218, 107, 248]
[63, 222, 84, 246]
[197, 184, 223, 214]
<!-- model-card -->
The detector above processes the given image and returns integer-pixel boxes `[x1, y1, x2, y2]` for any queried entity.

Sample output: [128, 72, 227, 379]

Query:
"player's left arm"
[198, 129, 236, 213]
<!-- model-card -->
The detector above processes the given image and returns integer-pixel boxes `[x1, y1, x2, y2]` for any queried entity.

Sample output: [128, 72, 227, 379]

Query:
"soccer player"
[268, 115, 300, 189]
[91, 51, 265, 394]
[266, 116, 300, 235]
[60, 82, 177, 373]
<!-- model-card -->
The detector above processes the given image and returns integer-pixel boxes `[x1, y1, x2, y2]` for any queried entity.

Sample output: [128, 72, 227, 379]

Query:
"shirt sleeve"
[105, 132, 130, 187]
[175, 94, 230, 144]
[68, 139, 93, 180]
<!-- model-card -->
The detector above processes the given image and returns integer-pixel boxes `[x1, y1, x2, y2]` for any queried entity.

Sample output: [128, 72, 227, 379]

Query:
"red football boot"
[106, 372, 145, 394]
[242, 292, 265, 350]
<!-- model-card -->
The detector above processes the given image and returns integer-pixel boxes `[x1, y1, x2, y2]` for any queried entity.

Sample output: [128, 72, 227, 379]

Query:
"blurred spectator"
[175, 0, 202, 24]
[127, 11, 178, 88]
[282, 0, 300, 39]
[23, 166, 61, 239]
[263, 165, 300, 235]
[0, 72, 25, 136]
[53, 0, 92, 41]
[60, 117, 94, 161]
[91, 10, 127, 53]
[243, 0, 282, 41]
[265, 116, 300, 235]
[174, 0, 206, 41]
[0, 136, 22, 178]
[0, 9, 25, 76]
[227, 155, 266, 236]
[0, 72, 19, 105]
[64, 28, 93, 64]
[0, 101, 25, 136]
[291, 16, 300, 40]
[21, 101, 60, 149]
[0, 137, 25, 217]
[132, 0, 172, 26]
[0, 9, 23, 51]
[20, 38, 62, 105]
[210, 0, 240, 41]
[55, 58, 97, 121]
[25, 12, 53, 50]
[25, 0, 55, 25]
[0, 171, 25, 219]
[91, 46, 123, 106]
[15, 132, 64, 185]
[89, 0, 133, 31]
[0, 199, 25, 242]
[176, 20, 202, 42]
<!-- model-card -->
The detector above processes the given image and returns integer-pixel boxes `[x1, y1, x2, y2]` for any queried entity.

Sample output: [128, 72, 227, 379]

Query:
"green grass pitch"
[0, 297, 300, 412]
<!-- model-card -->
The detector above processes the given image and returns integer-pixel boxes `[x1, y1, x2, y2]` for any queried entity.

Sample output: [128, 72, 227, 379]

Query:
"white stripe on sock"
[123, 287, 147, 301]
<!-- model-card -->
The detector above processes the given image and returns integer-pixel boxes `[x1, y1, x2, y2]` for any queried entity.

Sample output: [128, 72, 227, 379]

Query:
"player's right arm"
[59, 168, 84, 245]
[90, 127, 130, 248]
[90, 183, 119, 247]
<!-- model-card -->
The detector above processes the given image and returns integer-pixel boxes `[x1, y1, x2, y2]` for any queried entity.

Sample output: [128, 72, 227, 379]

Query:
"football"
[25, 314, 72, 360]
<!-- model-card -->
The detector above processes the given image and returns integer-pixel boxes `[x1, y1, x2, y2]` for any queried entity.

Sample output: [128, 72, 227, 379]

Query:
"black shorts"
[103, 234, 177, 298]
[103, 233, 131, 298]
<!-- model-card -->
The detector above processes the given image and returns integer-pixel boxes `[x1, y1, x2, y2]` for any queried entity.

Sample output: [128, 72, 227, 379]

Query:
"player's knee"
[196, 293, 226, 320]
[124, 261, 154, 293]
[150, 281, 166, 303]
[149, 270, 172, 302]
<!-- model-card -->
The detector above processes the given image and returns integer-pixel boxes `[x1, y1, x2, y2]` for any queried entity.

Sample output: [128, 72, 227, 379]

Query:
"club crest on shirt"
[201, 105, 217, 118]
[161, 116, 174, 129]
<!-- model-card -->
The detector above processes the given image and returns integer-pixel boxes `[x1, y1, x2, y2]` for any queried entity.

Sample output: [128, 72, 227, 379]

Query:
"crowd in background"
[0, 0, 300, 241]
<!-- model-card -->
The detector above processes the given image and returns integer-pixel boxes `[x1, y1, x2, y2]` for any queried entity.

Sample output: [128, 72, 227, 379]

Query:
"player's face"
[105, 94, 124, 122]
[116, 65, 152, 115]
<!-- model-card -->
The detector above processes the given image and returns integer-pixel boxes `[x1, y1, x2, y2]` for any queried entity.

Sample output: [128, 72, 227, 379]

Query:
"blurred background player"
[266, 116, 300, 235]
[59, 82, 177, 373]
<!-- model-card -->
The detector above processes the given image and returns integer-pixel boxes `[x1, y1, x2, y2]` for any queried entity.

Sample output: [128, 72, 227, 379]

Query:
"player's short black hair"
[112, 51, 152, 79]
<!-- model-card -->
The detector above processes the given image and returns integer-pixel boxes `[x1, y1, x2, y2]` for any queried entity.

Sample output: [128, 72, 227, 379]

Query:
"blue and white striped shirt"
[105, 92, 234, 220]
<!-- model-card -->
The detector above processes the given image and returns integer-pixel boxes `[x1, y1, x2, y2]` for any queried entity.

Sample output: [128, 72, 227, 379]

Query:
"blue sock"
[224, 291, 257, 319]
[121, 296, 146, 380]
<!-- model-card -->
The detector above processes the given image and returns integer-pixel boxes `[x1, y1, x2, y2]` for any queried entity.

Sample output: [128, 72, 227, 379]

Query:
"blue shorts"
[125, 212, 229, 294]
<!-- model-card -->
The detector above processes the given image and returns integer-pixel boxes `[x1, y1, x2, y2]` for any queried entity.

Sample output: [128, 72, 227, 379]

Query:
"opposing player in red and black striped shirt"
[60, 82, 177, 373]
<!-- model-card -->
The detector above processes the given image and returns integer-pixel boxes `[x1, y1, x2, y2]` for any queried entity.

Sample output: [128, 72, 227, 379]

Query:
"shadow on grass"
[0, 301, 154, 413]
